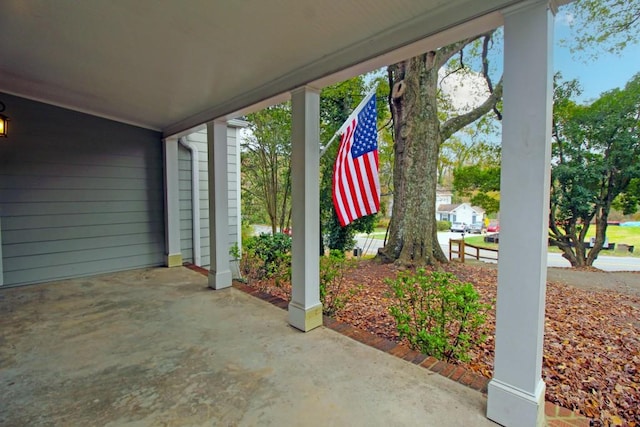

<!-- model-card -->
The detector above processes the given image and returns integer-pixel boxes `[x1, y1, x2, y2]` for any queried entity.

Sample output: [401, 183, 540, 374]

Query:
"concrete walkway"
[1, 267, 496, 426]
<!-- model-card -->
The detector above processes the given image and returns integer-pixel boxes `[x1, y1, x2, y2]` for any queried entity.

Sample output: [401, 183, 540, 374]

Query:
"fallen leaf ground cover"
[246, 260, 640, 424]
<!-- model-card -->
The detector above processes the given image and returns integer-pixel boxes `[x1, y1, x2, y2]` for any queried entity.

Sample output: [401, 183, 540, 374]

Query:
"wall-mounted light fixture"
[0, 101, 9, 137]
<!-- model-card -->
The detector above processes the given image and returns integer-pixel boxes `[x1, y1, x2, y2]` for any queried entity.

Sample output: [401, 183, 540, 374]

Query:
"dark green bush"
[387, 268, 489, 362]
[243, 233, 292, 286]
[437, 220, 452, 232]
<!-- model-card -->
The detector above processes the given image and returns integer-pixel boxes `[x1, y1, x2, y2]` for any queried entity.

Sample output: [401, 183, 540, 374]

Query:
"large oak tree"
[379, 32, 503, 265]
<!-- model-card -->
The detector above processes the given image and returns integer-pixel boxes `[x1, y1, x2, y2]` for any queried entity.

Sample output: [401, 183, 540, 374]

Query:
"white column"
[163, 137, 182, 267]
[207, 120, 232, 289]
[487, 2, 555, 426]
[288, 86, 323, 332]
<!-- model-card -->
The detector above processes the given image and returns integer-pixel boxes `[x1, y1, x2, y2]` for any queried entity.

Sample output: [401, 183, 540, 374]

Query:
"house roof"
[437, 203, 485, 213]
[471, 205, 486, 214]
[0, 0, 543, 137]
[438, 204, 461, 212]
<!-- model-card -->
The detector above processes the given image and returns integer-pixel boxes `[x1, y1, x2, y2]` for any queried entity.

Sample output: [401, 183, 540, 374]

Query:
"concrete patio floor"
[0, 266, 497, 426]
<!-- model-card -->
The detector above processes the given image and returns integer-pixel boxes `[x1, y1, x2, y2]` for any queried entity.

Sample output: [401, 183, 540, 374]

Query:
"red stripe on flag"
[353, 155, 370, 215]
[333, 121, 357, 226]
[340, 123, 357, 224]
[372, 150, 380, 210]
[344, 147, 363, 220]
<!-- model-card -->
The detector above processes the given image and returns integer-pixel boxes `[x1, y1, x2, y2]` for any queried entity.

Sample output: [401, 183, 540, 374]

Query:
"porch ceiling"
[1, 0, 529, 136]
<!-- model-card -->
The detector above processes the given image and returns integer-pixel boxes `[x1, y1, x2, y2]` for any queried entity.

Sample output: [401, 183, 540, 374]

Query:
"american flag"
[332, 92, 380, 227]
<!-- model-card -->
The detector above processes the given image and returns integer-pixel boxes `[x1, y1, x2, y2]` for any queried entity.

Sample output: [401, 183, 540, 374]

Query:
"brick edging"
[183, 264, 589, 425]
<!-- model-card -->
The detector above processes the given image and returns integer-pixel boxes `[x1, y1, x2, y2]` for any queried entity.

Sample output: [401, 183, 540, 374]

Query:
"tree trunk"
[378, 33, 502, 266]
[379, 54, 448, 266]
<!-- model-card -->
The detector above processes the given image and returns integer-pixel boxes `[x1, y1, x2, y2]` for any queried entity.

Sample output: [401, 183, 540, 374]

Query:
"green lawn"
[464, 235, 498, 250]
[588, 226, 640, 247]
[356, 227, 387, 239]
[464, 226, 640, 256]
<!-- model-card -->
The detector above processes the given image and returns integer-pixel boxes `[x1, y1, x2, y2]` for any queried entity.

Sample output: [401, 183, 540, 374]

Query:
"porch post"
[288, 86, 323, 332]
[207, 120, 232, 289]
[487, 1, 555, 426]
[163, 137, 182, 267]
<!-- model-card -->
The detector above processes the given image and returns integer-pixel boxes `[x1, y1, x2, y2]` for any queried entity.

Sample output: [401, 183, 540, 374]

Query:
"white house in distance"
[435, 187, 486, 225]
[437, 202, 485, 225]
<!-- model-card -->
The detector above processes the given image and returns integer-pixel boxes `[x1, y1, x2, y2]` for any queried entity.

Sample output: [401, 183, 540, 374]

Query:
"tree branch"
[440, 77, 503, 140]
[435, 31, 495, 69]
[439, 50, 465, 87]
[481, 34, 502, 120]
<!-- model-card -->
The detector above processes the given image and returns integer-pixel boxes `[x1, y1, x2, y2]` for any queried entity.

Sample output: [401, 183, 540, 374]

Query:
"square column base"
[166, 253, 183, 268]
[487, 379, 546, 427]
[288, 301, 323, 332]
[208, 270, 232, 290]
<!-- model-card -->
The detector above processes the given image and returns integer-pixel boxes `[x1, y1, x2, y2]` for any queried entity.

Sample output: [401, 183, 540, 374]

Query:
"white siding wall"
[0, 93, 164, 287]
[178, 125, 242, 267]
[452, 204, 482, 225]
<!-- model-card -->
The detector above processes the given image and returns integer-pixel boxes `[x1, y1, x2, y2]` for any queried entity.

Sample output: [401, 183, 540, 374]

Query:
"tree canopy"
[549, 72, 640, 266]
[453, 163, 501, 215]
[566, 0, 640, 55]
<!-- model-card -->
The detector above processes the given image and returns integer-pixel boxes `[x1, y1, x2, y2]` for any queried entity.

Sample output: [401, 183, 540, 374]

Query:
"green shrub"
[387, 268, 489, 362]
[319, 250, 360, 316]
[243, 233, 292, 286]
[229, 242, 241, 260]
[437, 220, 452, 232]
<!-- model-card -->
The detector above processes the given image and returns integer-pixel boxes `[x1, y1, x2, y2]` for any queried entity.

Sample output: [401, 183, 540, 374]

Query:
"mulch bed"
[245, 259, 640, 425]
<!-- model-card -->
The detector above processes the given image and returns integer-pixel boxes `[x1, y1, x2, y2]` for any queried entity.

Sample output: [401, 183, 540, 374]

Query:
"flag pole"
[319, 131, 340, 158]
[319, 87, 377, 158]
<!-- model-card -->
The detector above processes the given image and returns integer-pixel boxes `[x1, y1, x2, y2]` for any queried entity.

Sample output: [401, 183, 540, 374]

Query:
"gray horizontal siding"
[0, 189, 161, 203]
[7, 242, 164, 271]
[3, 253, 164, 286]
[3, 201, 158, 216]
[2, 163, 157, 179]
[0, 92, 164, 287]
[4, 212, 162, 230]
[4, 233, 163, 258]
[3, 222, 163, 244]
[5, 149, 158, 168]
[1, 175, 161, 191]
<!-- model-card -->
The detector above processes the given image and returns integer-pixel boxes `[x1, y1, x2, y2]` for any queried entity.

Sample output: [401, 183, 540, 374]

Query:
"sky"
[554, 7, 640, 103]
